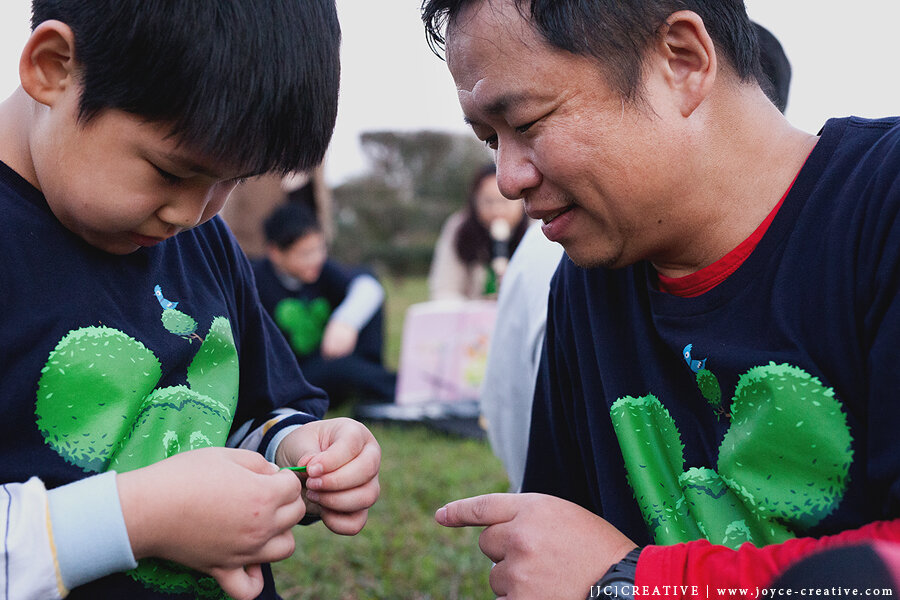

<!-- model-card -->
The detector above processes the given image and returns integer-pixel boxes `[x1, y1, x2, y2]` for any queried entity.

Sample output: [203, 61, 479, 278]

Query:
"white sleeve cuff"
[47, 471, 138, 590]
[265, 424, 304, 463]
[331, 274, 384, 331]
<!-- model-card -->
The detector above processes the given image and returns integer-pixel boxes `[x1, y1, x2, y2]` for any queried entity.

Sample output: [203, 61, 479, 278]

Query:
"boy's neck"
[0, 89, 40, 190]
[272, 264, 306, 292]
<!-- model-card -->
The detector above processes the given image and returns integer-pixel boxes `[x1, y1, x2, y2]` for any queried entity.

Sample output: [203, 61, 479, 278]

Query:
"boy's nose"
[158, 189, 209, 229]
[158, 182, 234, 230]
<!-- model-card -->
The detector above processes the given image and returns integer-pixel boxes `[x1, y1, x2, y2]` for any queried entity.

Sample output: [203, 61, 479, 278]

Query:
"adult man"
[422, 1, 900, 598]
[478, 19, 792, 497]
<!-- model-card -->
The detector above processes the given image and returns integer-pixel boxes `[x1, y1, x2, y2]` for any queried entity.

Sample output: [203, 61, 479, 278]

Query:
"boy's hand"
[117, 447, 306, 600]
[276, 417, 381, 535]
[435, 493, 637, 600]
[320, 320, 359, 359]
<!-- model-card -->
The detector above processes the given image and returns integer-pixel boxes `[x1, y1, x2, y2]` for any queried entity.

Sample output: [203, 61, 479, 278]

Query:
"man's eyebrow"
[463, 92, 531, 126]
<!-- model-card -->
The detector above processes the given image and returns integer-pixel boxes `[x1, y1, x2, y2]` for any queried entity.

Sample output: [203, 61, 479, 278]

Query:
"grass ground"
[272, 275, 509, 599]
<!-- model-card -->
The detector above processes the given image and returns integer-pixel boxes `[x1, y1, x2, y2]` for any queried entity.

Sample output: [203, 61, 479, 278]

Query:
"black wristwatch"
[586, 547, 643, 600]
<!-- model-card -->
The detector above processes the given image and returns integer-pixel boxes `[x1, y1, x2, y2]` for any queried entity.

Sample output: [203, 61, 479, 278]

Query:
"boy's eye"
[483, 134, 498, 150]
[153, 165, 183, 185]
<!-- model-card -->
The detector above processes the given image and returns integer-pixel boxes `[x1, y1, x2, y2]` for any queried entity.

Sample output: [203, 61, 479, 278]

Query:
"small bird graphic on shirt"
[683, 343, 708, 373]
[153, 285, 179, 310]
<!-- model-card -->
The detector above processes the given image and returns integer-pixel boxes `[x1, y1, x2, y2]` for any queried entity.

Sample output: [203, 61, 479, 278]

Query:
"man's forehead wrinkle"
[459, 78, 525, 127]
[447, 0, 537, 62]
[448, 15, 515, 68]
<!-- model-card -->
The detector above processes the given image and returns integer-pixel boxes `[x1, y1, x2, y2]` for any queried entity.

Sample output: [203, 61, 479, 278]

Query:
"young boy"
[253, 201, 396, 406]
[0, 2, 380, 599]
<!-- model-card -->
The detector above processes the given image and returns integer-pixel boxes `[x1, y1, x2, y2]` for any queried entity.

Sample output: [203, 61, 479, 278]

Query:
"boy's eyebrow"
[165, 152, 259, 181]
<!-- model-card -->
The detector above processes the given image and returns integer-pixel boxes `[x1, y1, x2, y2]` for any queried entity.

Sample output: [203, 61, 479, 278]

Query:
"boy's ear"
[652, 10, 717, 118]
[266, 244, 284, 266]
[19, 20, 79, 107]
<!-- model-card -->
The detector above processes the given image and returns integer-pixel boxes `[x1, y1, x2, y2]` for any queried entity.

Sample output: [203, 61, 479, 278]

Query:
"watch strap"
[586, 546, 643, 600]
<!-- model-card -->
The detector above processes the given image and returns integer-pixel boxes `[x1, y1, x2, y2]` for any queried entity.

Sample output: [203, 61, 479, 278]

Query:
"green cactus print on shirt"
[161, 308, 200, 341]
[34, 286, 239, 599]
[273, 296, 331, 356]
[695, 368, 723, 413]
[610, 362, 853, 549]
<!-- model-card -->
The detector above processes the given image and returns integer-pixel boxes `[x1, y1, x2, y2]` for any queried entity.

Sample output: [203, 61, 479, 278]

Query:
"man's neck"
[651, 89, 818, 279]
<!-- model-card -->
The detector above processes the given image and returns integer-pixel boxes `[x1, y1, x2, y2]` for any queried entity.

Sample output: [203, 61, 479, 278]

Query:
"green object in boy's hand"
[282, 465, 307, 472]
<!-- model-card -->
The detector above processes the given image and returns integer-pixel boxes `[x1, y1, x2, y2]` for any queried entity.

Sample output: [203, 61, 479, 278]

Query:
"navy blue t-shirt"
[0, 160, 327, 598]
[524, 117, 900, 550]
[253, 257, 385, 362]
[252, 257, 354, 358]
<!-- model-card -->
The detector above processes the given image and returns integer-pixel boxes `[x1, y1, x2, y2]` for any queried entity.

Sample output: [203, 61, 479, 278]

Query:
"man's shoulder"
[821, 116, 900, 163]
[807, 116, 900, 215]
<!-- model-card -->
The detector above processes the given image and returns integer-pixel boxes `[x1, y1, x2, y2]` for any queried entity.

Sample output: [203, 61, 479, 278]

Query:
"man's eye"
[515, 120, 537, 134]
[483, 134, 498, 150]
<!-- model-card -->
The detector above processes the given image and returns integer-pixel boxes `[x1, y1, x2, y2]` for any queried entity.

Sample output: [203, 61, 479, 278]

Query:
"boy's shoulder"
[0, 159, 52, 220]
[320, 259, 370, 288]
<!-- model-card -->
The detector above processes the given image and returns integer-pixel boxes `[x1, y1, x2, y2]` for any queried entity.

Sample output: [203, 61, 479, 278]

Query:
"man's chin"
[562, 246, 625, 270]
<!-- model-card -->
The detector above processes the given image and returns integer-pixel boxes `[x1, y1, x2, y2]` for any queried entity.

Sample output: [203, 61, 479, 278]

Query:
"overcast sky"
[1, 1, 898, 186]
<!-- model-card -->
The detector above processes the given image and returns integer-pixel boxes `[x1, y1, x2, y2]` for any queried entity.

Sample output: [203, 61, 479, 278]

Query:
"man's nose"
[494, 142, 541, 200]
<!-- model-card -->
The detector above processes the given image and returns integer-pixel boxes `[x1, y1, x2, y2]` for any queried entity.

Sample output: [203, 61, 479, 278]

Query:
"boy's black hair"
[32, 0, 340, 175]
[264, 201, 322, 250]
[422, 0, 762, 104]
[752, 22, 791, 114]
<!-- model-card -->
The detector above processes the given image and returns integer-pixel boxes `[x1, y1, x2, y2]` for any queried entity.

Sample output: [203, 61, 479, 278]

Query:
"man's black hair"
[32, 0, 340, 175]
[264, 201, 322, 250]
[422, 0, 763, 104]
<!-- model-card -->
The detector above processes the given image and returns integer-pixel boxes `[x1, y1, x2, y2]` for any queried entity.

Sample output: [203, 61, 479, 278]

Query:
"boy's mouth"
[128, 232, 165, 247]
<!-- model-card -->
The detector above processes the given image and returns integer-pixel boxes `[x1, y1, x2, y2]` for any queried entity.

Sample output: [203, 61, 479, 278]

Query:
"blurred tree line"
[329, 130, 491, 277]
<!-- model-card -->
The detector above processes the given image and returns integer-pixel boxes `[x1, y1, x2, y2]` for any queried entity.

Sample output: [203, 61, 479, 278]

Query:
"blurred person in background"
[428, 163, 528, 300]
[253, 201, 396, 407]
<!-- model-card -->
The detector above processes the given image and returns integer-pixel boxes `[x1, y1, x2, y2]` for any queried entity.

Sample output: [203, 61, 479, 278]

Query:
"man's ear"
[19, 20, 78, 107]
[653, 11, 717, 118]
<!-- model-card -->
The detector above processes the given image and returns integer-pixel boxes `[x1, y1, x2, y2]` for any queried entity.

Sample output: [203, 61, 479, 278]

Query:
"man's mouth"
[540, 206, 574, 224]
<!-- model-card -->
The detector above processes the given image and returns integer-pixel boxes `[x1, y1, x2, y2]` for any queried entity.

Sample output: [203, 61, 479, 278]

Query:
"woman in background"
[428, 164, 528, 300]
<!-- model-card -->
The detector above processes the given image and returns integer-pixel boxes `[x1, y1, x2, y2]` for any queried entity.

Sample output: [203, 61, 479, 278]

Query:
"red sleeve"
[634, 519, 900, 599]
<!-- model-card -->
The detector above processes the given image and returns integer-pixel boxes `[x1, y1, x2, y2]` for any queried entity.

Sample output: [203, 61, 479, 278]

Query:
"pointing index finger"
[435, 493, 520, 528]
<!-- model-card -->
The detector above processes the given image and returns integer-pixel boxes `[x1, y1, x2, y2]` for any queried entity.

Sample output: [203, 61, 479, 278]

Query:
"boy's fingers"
[306, 437, 380, 489]
[227, 448, 280, 474]
[435, 493, 520, 528]
[210, 565, 264, 600]
[306, 477, 380, 513]
[222, 530, 297, 576]
[305, 421, 369, 475]
[319, 507, 370, 536]
[255, 529, 298, 563]
[273, 488, 307, 526]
